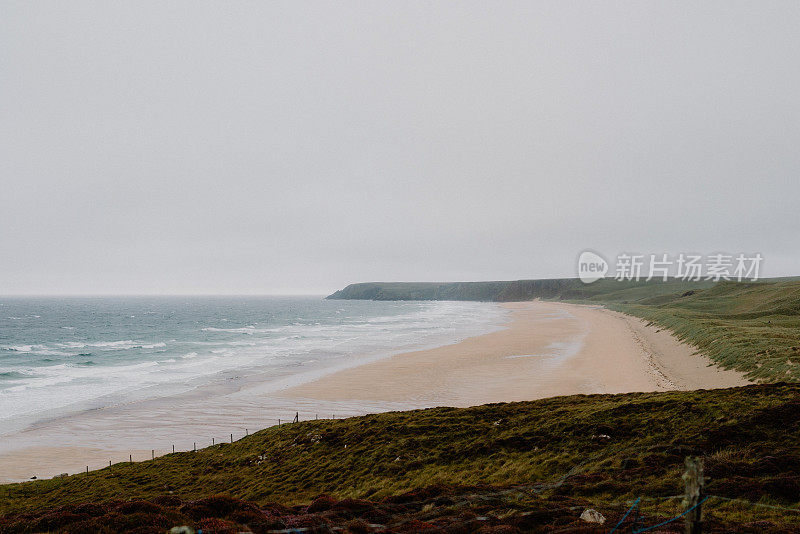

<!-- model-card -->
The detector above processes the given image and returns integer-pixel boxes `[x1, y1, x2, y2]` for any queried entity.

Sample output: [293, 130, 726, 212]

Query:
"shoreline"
[282, 301, 750, 406]
[0, 301, 749, 483]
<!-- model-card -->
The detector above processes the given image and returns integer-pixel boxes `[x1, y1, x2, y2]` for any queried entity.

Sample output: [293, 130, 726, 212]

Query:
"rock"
[580, 509, 605, 524]
[169, 527, 195, 534]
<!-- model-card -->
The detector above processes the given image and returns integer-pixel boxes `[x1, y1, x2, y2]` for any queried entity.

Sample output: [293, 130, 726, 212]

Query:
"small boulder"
[580, 509, 605, 524]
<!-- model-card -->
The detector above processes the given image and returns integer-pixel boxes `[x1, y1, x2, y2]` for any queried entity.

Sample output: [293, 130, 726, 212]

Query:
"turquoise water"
[0, 296, 505, 434]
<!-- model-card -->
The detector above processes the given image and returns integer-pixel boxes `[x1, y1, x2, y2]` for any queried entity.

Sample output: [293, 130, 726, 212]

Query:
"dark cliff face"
[326, 278, 718, 302]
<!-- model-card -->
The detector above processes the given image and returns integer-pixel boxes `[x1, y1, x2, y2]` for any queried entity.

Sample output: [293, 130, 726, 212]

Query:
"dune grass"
[607, 280, 800, 382]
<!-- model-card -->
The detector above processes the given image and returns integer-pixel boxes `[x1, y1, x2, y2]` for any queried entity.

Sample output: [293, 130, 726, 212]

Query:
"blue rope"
[608, 497, 640, 533]
[632, 496, 709, 533]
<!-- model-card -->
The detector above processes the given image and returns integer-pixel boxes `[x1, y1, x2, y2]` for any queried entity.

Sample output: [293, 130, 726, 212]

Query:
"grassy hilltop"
[1, 384, 800, 532]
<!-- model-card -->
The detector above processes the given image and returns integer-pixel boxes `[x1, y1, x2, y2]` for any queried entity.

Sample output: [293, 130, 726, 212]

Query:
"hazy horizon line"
[3, 273, 800, 298]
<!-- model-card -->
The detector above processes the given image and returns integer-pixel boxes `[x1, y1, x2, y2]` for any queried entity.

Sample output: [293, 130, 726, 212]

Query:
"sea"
[0, 296, 507, 438]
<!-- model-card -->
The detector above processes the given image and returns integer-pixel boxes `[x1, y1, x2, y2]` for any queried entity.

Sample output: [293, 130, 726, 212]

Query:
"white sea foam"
[57, 340, 167, 350]
[0, 345, 73, 357]
[3, 345, 34, 352]
[0, 298, 507, 435]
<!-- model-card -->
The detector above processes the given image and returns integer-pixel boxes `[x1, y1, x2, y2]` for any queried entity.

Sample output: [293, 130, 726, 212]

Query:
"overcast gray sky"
[2, 2, 799, 294]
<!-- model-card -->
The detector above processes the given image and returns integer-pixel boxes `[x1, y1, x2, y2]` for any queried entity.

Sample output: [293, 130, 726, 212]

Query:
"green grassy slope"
[612, 280, 800, 382]
[2, 384, 799, 529]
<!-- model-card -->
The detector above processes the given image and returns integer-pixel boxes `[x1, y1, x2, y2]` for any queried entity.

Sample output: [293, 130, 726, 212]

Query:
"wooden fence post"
[683, 456, 704, 534]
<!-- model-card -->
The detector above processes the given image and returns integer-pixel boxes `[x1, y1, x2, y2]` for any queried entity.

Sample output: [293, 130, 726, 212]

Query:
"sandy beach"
[282, 301, 750, 407]
[0, 301, 749, 482]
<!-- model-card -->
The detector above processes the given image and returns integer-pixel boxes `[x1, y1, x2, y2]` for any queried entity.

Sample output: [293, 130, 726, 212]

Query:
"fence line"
[68, 410, 659, 477]
[631, 496, 708, 534]
[70, 411, 341, 474]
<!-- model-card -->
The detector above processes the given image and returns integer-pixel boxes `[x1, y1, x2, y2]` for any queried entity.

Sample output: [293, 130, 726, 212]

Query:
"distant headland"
[326, 278, 716, 302]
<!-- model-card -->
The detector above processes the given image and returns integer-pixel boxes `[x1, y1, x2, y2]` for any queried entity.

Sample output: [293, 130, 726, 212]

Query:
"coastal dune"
[282, 300, 750, 406]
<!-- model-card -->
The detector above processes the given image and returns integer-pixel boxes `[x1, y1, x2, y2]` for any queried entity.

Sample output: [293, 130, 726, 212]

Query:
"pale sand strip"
[281, 300, 750, 406]
[0, 447, 155, 481]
